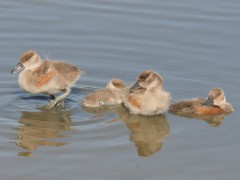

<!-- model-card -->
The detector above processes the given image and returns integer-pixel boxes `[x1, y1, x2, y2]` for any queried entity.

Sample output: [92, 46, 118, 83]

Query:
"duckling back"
[51, 61, 82, 87]
[82, 78, 127, 108]
[169, 98, 205, 114]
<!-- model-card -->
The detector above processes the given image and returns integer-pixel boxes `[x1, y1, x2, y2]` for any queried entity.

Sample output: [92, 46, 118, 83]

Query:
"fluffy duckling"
[123, 70, 171, 116]
[82, 78, 127, 107]
[11, 50, 83, 110]
[169, 88, 234, 115]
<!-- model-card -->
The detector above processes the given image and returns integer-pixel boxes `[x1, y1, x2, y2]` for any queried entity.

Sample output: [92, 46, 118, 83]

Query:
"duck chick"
[169, 88, 234, 115]
[123, 70, 171, 116]
[82, 78, 127, 107]
[11, 50, 83, 110]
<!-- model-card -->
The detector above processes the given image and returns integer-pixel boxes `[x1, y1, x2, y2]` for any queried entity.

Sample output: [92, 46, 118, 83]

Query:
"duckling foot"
[56, 100, 65, 108]
[41, 88, 71, 110]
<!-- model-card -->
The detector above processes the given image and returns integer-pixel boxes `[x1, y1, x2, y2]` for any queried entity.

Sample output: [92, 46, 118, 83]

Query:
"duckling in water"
[123, 70, 171, 116]
[169, 88, 234, 115]
[82, 78, 127, 107]
[11, 50, 83, 110]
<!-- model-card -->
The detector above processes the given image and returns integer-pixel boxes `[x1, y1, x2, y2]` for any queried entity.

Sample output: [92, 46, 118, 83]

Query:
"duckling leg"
[49, 95, 55, 102]
[42, 88, 71, 110]
[49, 94, 64, 107]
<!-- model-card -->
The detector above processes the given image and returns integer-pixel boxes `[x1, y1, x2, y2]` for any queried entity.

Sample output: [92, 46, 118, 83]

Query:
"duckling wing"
[35, 70, 56, 88]
[34, 61, 56, 88]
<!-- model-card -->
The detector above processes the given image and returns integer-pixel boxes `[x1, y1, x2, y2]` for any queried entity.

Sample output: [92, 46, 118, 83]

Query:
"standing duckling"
[11, 50, 83, 110]
[123, 70, 171, 116]
[169, 88, 234, 115]
[82, 78, 127, 107]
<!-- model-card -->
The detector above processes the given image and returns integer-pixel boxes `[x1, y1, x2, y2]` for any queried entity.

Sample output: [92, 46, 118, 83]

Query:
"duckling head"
[130, 70, 163, 93]
[203, 88, 226, 106]
[11, 50, 42, 74]
[106, 78, 126, 93]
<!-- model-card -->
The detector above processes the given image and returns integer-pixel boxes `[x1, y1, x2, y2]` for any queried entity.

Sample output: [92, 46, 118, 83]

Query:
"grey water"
[0, 0, 240, 179]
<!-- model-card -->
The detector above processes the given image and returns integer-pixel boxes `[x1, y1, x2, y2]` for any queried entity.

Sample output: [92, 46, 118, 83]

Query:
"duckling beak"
[203, 96, 214, 106]
[11, 62, 24, 74]
[130, 82, 142, 93]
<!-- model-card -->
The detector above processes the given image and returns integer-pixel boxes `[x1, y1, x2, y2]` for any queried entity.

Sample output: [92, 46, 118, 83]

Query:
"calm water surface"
[0, 0, 240, 180]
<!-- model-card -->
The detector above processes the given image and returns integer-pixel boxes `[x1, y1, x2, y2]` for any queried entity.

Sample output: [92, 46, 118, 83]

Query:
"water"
[0, 0, 240, 179]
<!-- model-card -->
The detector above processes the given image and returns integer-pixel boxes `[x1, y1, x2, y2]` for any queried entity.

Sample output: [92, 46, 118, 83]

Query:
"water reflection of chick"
[16, 109, 72, 156]
[171, 113, 225, 127]
[118, 107, 170, 157]
[82, 105, 170, 157]
[82, 105, 121, 118]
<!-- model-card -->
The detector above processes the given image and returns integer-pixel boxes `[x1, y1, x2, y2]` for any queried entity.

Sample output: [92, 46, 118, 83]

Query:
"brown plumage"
[169, 88, 234, 115]
[11, 50, 83, 110]
[82, 78, 127, 107]
[123, 70, 171, 116]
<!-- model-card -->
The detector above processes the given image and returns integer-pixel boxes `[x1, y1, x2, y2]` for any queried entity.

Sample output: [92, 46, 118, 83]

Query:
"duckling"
[82, 78, 127, 107]
[123, 70, 171, 116]
[11, 50, 83, 110]
[169, 88, 234, 115]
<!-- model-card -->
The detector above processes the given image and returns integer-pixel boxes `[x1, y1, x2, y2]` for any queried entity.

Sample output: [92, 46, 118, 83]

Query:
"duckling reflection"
[171, 113, 225, 127]
[118, 107, 169, 157]
[82, 105, 169, 157]
[82, 105, 122, 118]
[16, 109, 72, 156]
